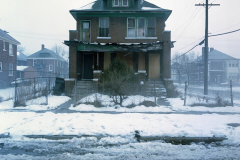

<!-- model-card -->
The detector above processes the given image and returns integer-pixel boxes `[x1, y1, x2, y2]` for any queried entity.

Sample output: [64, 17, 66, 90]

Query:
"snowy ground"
[0, 89, 240, 159]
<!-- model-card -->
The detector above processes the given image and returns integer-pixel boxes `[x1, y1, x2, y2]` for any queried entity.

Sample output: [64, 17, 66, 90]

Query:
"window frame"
[9, 44, 13, 56]
[9, 63, 13, 76]
[137, 17, 146, 37]
[99, 17, 110, 37]
[113, 0, 119, 7]
[127, 18, 136, 37]
[49, 65, 53, 71]
[0, 62, 2, 72]
[147, 18, 156, 37]
[122, 0, 128, 7]
[33, 59, 37, 66]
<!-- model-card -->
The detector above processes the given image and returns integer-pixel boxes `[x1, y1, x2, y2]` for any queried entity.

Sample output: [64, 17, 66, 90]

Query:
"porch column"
[69, 30, 78, 79]
[162, 31, 171, 79]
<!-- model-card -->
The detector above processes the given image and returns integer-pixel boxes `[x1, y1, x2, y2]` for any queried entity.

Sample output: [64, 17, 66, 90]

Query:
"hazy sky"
[1, 0, 240, 59]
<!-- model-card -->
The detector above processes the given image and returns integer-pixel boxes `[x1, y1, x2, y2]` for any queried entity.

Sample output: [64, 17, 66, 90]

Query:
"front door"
[81, 21, 90, 43]
[83, 54, 94, 79]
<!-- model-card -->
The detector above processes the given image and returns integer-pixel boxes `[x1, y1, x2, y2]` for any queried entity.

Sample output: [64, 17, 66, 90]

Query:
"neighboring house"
[27, 44, 69, 78]
[0, 29, 20, 88]
[195, 47, 239, 85]
[64, 0, 173, 83]
[16, 66, 38, 79]
[171, 63, 179, 83]
[17, 52, 27, 66]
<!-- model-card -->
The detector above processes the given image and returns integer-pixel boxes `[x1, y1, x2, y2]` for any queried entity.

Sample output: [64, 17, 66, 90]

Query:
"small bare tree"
[51, 44, 68, 60]
[101, 58, 137, 106]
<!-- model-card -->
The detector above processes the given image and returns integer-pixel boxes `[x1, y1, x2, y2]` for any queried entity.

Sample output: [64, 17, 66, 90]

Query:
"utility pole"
[196, 1, 220, 95]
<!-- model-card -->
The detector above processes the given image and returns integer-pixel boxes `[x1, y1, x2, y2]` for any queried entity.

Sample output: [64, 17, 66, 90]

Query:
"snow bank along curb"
[23, 135, 227, 145]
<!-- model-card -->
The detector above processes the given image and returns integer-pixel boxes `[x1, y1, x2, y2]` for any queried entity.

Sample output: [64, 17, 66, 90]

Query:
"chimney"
[42, 44, 45, 50]
[210, 48, 214, 52]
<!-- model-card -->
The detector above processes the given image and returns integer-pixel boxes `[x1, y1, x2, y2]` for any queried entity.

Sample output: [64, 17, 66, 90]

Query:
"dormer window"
[113, 0, 128, 7]
[113, 0, 119, 6]
[122, 0, 128, 7]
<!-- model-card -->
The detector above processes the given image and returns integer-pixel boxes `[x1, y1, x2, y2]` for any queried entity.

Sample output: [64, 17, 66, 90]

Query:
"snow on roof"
[141, 7, 161, 10]
[74, 2, 95, 10]
[17, 66, 29, 71]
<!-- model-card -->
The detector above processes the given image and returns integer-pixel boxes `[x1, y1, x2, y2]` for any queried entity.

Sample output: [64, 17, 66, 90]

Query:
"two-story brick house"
[27, 45, 69, 78]
[0, 29, 20, 88]
[64, 0, 173, 90]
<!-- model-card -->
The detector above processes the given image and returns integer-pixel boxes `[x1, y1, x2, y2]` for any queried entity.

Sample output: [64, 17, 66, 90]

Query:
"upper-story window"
[127, 18, 156, 37]
[33, 59, 37, 66]
[9, 44, 13, 56]
[113, 0, 119, 6]
[147, 18, 156, 37]
[3, 41, 6, 51]
[122, 0, 128, 6]
[113, 0, 128, 7]
[99, 18, 109, 37]
[138, 18, 145, 37]
[0, 62, 2, 72]
[49, 65, 53, 71]
[127, 18, 135, 37]
[9, 63, 13, 76]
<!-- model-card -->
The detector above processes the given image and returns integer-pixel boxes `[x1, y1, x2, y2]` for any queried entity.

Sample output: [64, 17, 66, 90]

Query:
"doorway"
[83, 53, 94, 79]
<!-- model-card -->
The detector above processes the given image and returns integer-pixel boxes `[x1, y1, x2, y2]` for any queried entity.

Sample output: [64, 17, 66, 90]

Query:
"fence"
[72, 79, 161, 107]
[13, 77, 56, 107]
[179, 80, 236, 106]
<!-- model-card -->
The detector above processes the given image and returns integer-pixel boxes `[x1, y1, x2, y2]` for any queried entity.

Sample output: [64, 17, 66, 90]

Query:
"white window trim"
[99, 17, 110, 37]
[125, 37, 157, 39]
[0, 62, 2, 72]
[97, 37, 111, 39]
[33, 59, 37, 66]
[122, 0, 128, 7]
[49, 65, 53, 71]
[3, 41, 6, 51]
[113, 0, 120, 6]
[9, 63, 13, 76]
[9, 44, 13, 56]
[127, 17, 136, 37]
[137, 17, 146, 37]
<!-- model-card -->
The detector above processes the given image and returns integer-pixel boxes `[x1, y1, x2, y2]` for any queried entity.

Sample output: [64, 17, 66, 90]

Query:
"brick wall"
[0, 40, 17, 88]
[76, 17, 165, 43]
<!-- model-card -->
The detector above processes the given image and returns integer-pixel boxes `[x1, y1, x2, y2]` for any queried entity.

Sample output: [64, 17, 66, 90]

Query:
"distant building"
[17, 52, 27, 66]
[27, 44, 68, 78]
[16, 66, 38, 79]
[0, 29, 20, 88]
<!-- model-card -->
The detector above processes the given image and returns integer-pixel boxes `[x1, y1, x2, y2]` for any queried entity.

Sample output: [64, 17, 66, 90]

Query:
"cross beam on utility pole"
[196, 1, 220, 95]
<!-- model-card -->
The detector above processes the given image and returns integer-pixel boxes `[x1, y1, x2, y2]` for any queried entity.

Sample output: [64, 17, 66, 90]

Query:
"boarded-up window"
[113, 0, 119, 6]
[122, 0, 128, 6]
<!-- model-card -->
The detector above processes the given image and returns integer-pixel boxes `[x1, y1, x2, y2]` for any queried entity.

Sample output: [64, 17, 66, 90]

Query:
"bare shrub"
[101, 58, 137, 106]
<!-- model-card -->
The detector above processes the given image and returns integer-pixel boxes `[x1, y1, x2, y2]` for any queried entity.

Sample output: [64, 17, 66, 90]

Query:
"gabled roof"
[198, 49, 237, 61]
[208, 50, 237, 60]
[0, 29, 20, 45]
[27, 48, 66, 61]
[70, 0, 172, 21]
[17, 52, 27, 61]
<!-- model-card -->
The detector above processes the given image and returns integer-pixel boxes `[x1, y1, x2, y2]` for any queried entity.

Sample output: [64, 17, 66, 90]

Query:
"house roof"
[17, 52, 27, 61]
[27, 48, 66, 61]
[208, 50, 237, 60]
[70, 0, 172, 21]
[0, 29, 20, 45]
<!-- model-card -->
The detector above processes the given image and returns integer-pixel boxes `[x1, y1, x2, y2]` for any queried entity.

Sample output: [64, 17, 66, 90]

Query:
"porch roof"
[64, 41, 164, 53]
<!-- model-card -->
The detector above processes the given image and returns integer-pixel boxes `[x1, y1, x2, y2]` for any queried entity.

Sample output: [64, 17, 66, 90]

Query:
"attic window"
[113, 0, 119, 6]
[122, 0, 128, 6]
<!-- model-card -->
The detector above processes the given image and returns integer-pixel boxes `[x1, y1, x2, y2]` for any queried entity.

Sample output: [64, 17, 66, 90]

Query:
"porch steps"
[71, 81, 94, 101]
[143, 80, 167, 97]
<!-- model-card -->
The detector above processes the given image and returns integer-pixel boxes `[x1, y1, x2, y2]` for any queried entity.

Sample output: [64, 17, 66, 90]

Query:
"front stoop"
[143, 80, 167, 97]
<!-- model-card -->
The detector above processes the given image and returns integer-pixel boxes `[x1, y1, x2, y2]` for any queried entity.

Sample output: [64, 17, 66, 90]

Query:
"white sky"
[0, 0, 240, 59]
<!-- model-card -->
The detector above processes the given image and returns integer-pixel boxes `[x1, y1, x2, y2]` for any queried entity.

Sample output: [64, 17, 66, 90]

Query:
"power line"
[209, 29, 240, 37]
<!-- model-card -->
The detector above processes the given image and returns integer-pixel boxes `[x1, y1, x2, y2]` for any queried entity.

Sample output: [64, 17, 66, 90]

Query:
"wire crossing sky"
[0, 0, 240, 58]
